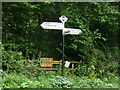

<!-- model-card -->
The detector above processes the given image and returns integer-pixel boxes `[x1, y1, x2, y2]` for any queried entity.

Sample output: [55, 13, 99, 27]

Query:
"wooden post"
[72, 64, 74, 69]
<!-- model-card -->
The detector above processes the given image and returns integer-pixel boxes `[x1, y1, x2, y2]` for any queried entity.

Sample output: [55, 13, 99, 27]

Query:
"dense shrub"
[2, 72, 44, 88]
[37, 75, 53, 88]
[76, 48, 118, 78]
[68, 76, 118, 88]
[2, 49, 24, 71]
[2, 48, 43, 77]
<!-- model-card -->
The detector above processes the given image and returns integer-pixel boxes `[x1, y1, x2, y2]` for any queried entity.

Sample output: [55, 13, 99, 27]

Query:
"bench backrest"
[40, 58, 62, 67]
[40, 58, 53, 67]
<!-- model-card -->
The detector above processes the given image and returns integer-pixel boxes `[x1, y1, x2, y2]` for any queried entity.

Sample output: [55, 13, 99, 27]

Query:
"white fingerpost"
[41, 15, 82, 76]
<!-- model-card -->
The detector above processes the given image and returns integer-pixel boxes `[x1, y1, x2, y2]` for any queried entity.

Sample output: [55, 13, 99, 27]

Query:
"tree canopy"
[2, 2, 119, 61]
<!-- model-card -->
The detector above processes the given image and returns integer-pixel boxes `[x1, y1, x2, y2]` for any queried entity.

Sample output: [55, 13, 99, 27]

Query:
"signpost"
[41, 16, 82, 76]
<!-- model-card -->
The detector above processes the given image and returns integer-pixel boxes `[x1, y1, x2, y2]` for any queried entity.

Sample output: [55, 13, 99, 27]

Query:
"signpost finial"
[59, 16, 68, 23]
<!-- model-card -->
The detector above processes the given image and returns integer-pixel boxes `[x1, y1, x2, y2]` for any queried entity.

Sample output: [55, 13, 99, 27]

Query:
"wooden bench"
[39, 58, 79, 73]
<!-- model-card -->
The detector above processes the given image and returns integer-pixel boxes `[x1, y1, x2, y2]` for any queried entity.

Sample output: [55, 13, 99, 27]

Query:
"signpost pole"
[62, 22, 65, 76]
[59, 16, 68, 76]
[62, 34, 65, 76]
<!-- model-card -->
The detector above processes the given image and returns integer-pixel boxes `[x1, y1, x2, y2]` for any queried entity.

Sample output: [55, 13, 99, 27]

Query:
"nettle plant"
[49, 76, 73, 88]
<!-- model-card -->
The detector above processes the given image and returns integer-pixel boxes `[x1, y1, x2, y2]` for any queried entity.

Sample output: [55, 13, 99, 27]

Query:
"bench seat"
[39, 68, 61, 70]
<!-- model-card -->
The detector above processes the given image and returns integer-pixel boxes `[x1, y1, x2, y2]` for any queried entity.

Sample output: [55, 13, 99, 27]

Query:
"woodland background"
[1, 2, 119, 88]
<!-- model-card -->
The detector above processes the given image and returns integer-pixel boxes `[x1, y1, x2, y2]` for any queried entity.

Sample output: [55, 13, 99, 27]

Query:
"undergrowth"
[2, 71, 118, 89]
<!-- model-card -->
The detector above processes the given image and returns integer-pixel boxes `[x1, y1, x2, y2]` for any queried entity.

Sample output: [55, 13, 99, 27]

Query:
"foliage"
[62, 2, 119, 61]
[0, 70, 2, 90]
[68, 76, 118, 88]
[2, 72, 44, 88]
[37, 75, 53, 88]
[2, 3, 119, 87]
[49, 76, 73, 88]
[2, 48, 44, 77]
[2, 48, 24, 72]
[2, 2, 62, 59]
[76, 48, 118, 78]
[2, 2, 119, 60]
[2, 73, 118, 88]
